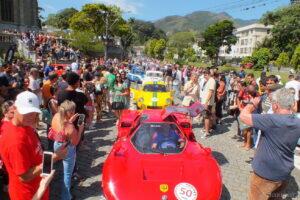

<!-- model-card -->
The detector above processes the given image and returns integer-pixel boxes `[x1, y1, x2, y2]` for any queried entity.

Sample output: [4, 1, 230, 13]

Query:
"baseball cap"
[15, 91, 41, 114]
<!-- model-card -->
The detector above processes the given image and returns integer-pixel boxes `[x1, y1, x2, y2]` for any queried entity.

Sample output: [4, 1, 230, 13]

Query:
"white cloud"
[94, 0, 143, 14]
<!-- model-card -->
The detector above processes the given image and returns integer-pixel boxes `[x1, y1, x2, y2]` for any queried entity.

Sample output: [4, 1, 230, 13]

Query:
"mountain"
[153, 11, 257, 34]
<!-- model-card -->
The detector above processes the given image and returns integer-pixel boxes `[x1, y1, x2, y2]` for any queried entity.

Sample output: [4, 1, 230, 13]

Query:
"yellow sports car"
[131, 81, 173, 109]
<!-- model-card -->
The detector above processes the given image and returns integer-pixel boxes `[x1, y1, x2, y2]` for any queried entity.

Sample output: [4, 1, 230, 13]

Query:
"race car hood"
[102, 143, 222, 200]
[140, 91, 172, 107]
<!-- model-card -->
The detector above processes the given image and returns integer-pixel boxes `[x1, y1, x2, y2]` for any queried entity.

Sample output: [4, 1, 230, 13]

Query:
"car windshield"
[143, 84, 167, 92]
[147, 72, 162, 78]
[131, 123, 185, 154]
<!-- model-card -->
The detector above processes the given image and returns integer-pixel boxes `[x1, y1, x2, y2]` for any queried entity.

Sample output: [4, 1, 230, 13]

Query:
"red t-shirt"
[0, 122, 49, 200]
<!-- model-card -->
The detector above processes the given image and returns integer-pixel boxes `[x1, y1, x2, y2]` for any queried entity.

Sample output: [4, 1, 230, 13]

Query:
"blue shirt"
[252, 114, 300, 181]
[153, 130, 180, 148]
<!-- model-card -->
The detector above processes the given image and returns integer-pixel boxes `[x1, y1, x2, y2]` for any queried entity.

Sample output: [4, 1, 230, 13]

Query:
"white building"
[219, 23, 273, 59]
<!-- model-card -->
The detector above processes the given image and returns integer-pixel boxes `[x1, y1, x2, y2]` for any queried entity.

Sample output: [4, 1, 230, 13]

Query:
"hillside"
[154, 11, 257, 34]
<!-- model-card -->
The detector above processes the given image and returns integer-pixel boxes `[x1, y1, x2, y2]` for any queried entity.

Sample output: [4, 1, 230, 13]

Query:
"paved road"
[42, 112, 300, 200]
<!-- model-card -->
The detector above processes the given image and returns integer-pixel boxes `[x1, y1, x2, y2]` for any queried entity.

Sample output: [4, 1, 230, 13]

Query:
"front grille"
[147, 106, 162, 109]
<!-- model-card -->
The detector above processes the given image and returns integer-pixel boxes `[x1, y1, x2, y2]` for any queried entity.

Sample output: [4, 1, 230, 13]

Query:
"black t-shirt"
[57, 90, 88, 115]
[166, 68, 173, 77]
[83, 71, 94, 82]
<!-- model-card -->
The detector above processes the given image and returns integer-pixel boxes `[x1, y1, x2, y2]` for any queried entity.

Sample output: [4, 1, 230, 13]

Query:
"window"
[131, 123, 185, 154]
[143, 84, 167, 92]
[1, 0, 14, 22]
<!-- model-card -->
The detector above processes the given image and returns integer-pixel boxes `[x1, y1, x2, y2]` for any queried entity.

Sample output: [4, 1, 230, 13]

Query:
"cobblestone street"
[44, 113, 300, 200]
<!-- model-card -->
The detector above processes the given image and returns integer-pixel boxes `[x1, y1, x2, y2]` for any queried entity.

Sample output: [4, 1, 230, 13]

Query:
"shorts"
[203, 105, 212, 119]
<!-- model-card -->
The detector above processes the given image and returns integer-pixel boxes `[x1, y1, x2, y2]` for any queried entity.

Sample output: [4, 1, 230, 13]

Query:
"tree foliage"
[130, 19, 166, 45]
[290, 44, 300, 71]
[252, 48, 272, 70]
[168, 32, 195, 50]
[44, 8, 78, 29]
[241, 56, 254, 66]
[200, 20, 237, 65]
[260, 4, 300, 58]
[145, 39, 166, 59]
[275, 52, 289, 70]
[68, 31, 104, 55]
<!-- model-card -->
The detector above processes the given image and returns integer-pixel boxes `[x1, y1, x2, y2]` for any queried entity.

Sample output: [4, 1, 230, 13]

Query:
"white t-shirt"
[71, 62, 79, 72]
[172, 70, 182, 86]
[285, 80, 300, 101]
[28, 76, 40, 91]
[201, 77, 216, 106]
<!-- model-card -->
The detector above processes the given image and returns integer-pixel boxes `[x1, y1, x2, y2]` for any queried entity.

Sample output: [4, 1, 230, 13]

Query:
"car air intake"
[121, 122, 132, 127]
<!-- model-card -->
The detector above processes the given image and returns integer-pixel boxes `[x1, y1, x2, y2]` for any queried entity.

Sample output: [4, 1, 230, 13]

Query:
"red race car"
[102, 108, 222, 200]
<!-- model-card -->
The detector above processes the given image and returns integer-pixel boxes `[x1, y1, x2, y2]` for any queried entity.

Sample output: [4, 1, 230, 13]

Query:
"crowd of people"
[0, 51, 300, 200]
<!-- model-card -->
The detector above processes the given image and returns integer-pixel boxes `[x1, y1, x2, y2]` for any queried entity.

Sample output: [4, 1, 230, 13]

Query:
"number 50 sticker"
[174, 183, 198, 200]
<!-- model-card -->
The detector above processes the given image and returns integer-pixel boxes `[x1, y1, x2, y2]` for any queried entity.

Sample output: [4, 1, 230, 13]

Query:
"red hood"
[102, 142, 222, 200]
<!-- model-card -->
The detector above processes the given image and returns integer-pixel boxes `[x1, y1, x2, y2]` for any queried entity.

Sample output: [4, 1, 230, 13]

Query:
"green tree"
[275, 52, 289, 71]
[291, 44, 300, 71]
[183, 47, 197, 62]
[252, 48, 272, 70]
[45, 8, 78, 29]
[153, 39, 166, 59]
[69, 31, 104, 55]
[167, 31, 195, 60]
[200, 20, 237, 66]
[241, 56, 254, 66]
[130, 19, 166, 45]
[261, 4, 300, 58]
[145, 39, 157, 58]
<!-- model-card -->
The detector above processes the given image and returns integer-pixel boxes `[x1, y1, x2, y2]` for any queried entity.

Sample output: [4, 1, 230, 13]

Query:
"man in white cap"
[0, 91, 67, 200]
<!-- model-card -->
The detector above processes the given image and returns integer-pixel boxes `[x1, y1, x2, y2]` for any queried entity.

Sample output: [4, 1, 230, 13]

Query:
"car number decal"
[152, 81, 158, 107]
[174, 183, 198, 200]
[160, 184, 169, 193]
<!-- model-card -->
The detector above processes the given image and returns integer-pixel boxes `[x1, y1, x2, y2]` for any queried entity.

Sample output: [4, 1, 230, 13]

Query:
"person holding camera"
[48, 100, 84, 200]
[0, 91, 67, 200]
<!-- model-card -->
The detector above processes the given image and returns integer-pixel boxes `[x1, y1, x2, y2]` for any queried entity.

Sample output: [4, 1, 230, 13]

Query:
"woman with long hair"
[216, 74, 226, 124]
[49, 100, 84, 200]
[112, 73, 129, 121]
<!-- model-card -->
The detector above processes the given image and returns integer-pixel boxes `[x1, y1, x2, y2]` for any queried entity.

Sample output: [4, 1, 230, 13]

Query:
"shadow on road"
[221, 184, 231, 200]
[212, 151, 229, 166]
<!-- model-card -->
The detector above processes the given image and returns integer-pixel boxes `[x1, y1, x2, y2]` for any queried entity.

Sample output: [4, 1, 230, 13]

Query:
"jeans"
[172, 84, 181, 98]
[54, 142, 76, 200]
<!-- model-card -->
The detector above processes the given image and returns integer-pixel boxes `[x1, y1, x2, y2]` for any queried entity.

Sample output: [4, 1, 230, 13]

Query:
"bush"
[252, 48, 272, 70]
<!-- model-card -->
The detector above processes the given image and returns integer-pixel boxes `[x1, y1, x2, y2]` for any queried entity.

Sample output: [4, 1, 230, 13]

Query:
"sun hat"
[15, 91, 41, 114]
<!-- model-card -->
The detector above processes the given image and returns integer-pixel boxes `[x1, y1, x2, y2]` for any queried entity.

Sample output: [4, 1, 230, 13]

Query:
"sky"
[38, 0, 291, 21]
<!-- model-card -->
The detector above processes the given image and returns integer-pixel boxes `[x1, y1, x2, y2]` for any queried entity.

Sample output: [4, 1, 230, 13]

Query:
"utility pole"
[104, 12, 109, 61]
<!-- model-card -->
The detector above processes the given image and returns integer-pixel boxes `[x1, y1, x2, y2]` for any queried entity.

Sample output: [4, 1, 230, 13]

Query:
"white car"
[143, 71, 163, 83]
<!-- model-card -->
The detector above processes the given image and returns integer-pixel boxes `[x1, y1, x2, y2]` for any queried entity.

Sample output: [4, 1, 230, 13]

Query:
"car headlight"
[166, 98, 172, 105]
[138, 98, 144, 102]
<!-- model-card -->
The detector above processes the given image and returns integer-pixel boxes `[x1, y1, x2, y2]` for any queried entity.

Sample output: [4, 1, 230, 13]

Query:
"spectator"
[28, 68, 41, 95]
[57, 72, 69, 93]
[216, 74, 226, 124]
[112, 73, 129, 121]
[42, 72, 58, 107]
[94, 72, 106, 122]
[238, 66, 246, 78]
[105, 68, 116, 111]
[285, 74, 300, 112]
[120, 70, 130, 109]
[0, 91, 67, 200]
[49, 100, 84, 200]
[172, 66, 182, 98]
[57, 72, 88, 118]
[182, 74, 199, 107]
[240, 88, 300, 200]
[200, 69, 216, 138]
